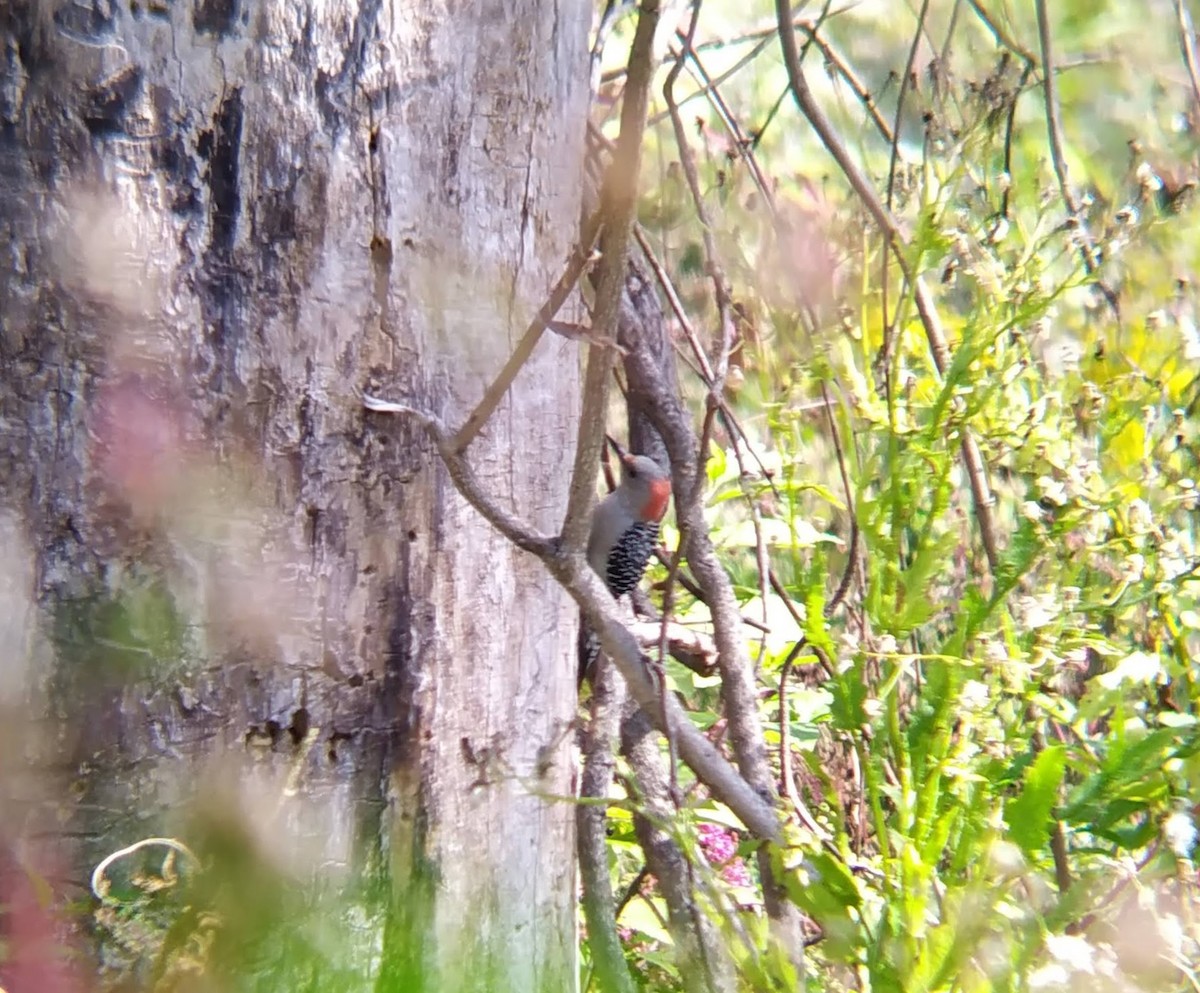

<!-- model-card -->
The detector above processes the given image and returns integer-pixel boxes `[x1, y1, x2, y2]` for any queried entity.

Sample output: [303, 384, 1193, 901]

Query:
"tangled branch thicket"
[565, 1, 1200, 990]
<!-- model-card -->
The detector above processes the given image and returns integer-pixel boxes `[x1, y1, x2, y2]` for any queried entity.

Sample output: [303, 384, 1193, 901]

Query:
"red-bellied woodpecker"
[578, 439, 672, 686]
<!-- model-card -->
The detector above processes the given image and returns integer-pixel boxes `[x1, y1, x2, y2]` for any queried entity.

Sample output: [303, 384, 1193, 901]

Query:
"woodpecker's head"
[609, 438, 671, 523]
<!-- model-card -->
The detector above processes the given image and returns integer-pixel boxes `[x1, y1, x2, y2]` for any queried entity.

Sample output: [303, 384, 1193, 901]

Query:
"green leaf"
[679, 241, 704, 276]
[778, 850, 864, 960]
[829, 664, 867, 731]
[910, 921, 957, 992]
[1005, 745, 1066, 856]
[1061, 725, 1200, 841]
[617, 896, 673, 945]
[804, 584, 833, 654]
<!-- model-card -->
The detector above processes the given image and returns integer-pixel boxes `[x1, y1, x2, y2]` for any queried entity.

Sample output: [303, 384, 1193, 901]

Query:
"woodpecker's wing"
[604, 521, 659, 598]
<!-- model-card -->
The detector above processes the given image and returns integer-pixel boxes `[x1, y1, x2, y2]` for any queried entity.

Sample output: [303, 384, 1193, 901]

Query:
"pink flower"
[697, 822, 751, 886]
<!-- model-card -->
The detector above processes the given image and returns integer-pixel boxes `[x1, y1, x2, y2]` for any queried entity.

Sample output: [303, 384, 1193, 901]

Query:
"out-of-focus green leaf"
[618, 896, 674, 946]
[1005, 745, 1066, 856]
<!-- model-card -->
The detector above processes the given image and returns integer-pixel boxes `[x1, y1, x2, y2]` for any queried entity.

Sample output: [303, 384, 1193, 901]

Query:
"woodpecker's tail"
[578, 612, 601, 687]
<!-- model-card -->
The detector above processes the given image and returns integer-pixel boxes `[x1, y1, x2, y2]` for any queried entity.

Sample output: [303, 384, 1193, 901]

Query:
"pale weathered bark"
[0, 1, 589, 989]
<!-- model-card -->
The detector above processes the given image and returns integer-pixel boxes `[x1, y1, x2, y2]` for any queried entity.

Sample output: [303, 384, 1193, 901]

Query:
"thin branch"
[1034, 0, 1120, 321]
[965, 0, 1037, 228]
[885, 0, 929, 214]
[562, 0, 664, 557]
[600, 6, 853, 86]
[778, 644, 834, 843]
[592, 0, 633, 95]
[768, 570, 835, 679]
[362, 396, 555, 558]
[364, 393, 782, 842]
[648, 31, 774, 129]
[1035, 0, 1078, 228]
[451, 211, 602, 453]
[880, 0, 928, 381]
[1000, 63, 1036, 222]
[664, 2, 735, 389]
[967, 0, 1036, 63]
[579, 662, 638, 993]
[655, 529, 688, 802]
[649, 546, 772, 634]
[666, 35, 776, 205]
[774, 0, 1003, 575]
[631, 224, 714, 381]
[622, 706, 734, 992]
[801, 25, 894, 146]
[821, 381, 859, 615]
[615, 864, 651, 919]
[1177, 0, 1200, 115]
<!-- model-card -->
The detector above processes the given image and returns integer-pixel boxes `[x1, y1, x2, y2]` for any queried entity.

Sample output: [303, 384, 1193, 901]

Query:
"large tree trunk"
[0, 1, 588, 989]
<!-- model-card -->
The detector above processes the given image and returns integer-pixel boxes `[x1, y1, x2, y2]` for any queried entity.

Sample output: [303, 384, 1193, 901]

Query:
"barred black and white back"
[578, 520, 660, 685]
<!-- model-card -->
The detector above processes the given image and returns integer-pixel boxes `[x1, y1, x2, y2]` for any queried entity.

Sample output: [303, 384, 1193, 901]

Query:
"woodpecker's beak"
[606, 436, 629, 462]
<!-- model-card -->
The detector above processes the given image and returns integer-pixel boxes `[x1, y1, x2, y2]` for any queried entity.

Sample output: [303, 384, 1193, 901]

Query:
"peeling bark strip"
[0, 1, 589, 989]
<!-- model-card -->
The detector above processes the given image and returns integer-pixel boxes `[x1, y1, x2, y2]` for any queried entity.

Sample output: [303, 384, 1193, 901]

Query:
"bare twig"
[451, 211, 602, 453]
[668, 35, 775, 204]
[579, 662, 637, 993]
[821, 382, 859, 615]
[802, 24, 895, 146]
[664, 2, 735, 389]
[622, 706, 734, 992]
[1034, 0, 1120, 321]
[649, 31, 774, 129]
[1177, 0, 1200, 114]
[778, 645, 833, 842]
[362, 395, 556, 558]
[363, 393, 782, 841]
[879, 0, 928, 379]
[654, 531, 688, 802]
[964, 3, 1036, 225]
[884, 0, 929, 214]
[967, 0, 1036, 62]
[630, 224, 713, 379]
[592, 0, 633, 95]
[1034, 0, 1078, 228]
[1000, 63, 1036, 222]
[615, 864, 651, 920]
[753, 4, 894, 152]
[562, 0, 664, 557]
[775, 0, 1003, 574]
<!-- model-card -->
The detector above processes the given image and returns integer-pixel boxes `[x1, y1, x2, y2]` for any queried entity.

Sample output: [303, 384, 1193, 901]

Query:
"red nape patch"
[642, 478, 672, 521]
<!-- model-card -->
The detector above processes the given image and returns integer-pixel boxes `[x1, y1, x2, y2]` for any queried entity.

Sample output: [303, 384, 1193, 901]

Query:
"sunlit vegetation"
[586, 1, 1200, 989]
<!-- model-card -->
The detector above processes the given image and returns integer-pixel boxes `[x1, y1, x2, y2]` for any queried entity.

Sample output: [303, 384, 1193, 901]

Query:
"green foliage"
[598, 0, 1200, 989]
[1006, 744, 1067, 856]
